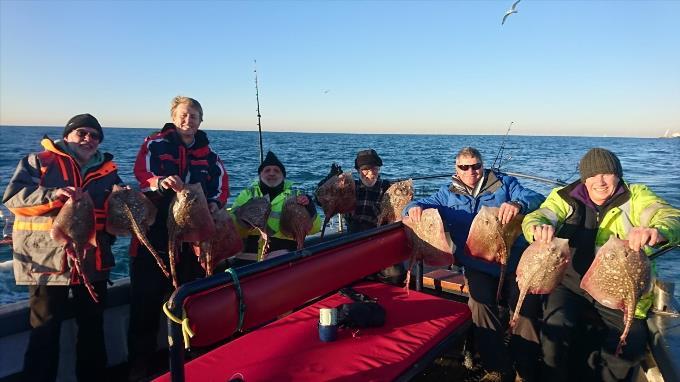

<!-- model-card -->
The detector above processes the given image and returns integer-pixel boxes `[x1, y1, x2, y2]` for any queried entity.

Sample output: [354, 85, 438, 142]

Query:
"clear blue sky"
[1, 0, 678, 137]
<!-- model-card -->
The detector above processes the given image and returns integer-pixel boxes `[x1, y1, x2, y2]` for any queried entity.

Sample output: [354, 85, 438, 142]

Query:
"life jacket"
[6, 137, 119, 285]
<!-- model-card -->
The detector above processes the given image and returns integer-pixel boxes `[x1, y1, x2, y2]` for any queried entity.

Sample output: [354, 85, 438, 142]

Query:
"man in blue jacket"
[404, 147, 545, 382]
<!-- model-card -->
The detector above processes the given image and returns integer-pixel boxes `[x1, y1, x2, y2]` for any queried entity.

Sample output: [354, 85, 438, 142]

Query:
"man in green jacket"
[231, 151, 321, 263]
[522, 148, 680, 382]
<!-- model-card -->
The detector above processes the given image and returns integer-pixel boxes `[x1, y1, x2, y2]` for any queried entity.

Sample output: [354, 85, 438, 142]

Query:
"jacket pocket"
[25, 232, 67, 274]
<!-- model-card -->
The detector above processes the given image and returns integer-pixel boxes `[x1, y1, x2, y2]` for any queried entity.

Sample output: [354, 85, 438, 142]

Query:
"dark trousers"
[23, 282, 108, 382]
[127, 243, 204, 380]
[541, 283, 648, 382]
[465, 268, 542, 381]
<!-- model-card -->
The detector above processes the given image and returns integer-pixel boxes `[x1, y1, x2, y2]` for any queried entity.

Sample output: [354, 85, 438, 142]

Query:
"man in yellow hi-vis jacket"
[231, 151, 321, 263]
[522, 147, 680, 382]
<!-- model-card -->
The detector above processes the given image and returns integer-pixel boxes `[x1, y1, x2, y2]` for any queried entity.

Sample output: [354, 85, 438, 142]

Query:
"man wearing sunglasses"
[3, 113, 123, 381]
[404, 146, 544, 382]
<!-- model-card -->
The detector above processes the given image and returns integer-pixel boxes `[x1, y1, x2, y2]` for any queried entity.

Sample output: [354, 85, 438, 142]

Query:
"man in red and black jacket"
[3, 114, 122, 381]
[128, 96, 229, 379]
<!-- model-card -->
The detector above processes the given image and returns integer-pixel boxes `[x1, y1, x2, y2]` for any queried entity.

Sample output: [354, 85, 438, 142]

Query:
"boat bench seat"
[157, 224, 471, 381]
[158, 281, 471, 381]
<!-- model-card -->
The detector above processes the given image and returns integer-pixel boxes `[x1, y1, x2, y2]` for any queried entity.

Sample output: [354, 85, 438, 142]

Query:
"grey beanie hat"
[579, 148, 623, 182]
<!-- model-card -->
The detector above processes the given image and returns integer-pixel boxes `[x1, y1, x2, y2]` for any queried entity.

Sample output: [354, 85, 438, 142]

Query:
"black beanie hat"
[258, 151, 286, 177]
[63, 114, 104, 142]
[579, 148, 623, 182]
[354, 149, 383, 169]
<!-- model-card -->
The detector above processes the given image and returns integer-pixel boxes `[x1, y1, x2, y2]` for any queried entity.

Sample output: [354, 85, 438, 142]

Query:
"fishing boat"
[0, 176, 678, 382]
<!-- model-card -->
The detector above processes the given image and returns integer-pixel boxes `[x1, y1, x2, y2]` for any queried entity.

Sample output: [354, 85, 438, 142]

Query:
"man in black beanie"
[231, 151, 320, 263]
[349, 149, 388, 231]
[3, 113, 122, 381]
[523, 147, 680, 382]
[317, 148, 405, 285]
[63, 113, 104, 142]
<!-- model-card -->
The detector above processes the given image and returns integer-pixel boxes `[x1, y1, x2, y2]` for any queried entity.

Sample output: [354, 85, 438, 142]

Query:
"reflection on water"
[1, 127, 679, 303]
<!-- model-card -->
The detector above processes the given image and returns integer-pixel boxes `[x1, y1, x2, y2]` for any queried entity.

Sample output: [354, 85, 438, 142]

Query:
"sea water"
[0, 126, 678, 304]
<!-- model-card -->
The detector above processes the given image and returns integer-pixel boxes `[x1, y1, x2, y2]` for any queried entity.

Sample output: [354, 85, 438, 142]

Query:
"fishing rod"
[649, 244, 680, 261]
[254, 59, 264, 164]
[491, 121, 514, 171]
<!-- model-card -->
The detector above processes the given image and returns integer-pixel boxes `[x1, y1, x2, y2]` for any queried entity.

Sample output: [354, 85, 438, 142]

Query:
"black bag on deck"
[336, 287, 386, 328]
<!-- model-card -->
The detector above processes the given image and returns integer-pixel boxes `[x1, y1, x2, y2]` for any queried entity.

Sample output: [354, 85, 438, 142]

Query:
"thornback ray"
[50, 190, 99, 302]
[580, 236, 652, 356]
[511, 238, 571, 330]
[167, 184, 216, 288]
[376, 179, 414, 226]
[315, 171, 356, 239]
[465, 205, 524, 302]
[280, 196, 313, 251]
[106, 186, 168, 278]
[199, 208, 243, 276]
[402, 208, 454, 293]
[234, 196, 272, 258]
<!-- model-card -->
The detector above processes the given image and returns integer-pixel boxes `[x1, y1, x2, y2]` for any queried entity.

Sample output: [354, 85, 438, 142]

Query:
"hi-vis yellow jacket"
[3, 138, 121, 285]
[230, 180, 321, 259]
[522, 181, 680, 318]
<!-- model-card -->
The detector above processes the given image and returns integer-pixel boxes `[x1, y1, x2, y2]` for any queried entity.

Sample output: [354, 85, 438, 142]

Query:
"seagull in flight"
[501, 0, 521, 25]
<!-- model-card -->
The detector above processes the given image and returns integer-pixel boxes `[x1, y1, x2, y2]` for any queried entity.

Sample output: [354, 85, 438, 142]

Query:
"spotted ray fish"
[376, 179, 414, 226]
[234, 196, 271, 259]
[580, 236, 652, 356]
[280, 196, 312, 251]
[315, 171, 356, 238]
[106, 185, 168, 278]
[511, 238, 571, 330]
[465, 205, 524, 302]
[402, 208, 454, 291]
[50, 190, 99, 302]
[167, 184, 216, 288]
[199, 208, 243, 275]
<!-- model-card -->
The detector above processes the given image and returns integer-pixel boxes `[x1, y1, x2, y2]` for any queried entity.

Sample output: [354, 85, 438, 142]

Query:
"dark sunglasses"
[75, 129, 101, 141]
[457, 163, 482, 171]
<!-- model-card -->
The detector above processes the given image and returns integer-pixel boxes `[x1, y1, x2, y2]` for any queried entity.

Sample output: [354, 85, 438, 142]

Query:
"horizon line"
[0, 124, 673, 139]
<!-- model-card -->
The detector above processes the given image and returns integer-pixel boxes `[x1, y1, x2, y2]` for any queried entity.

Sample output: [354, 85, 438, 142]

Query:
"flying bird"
[501, 0, 521, 25]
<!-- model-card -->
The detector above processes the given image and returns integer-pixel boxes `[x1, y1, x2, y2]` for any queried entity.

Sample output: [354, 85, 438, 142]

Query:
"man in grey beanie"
[522, 147, 680, 382]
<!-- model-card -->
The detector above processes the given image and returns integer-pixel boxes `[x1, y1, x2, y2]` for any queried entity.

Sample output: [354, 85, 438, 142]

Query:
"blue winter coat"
[403, 170, 544, 277]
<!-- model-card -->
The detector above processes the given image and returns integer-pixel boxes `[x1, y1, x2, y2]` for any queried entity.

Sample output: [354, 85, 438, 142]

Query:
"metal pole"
[168, 301, 186, 382]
